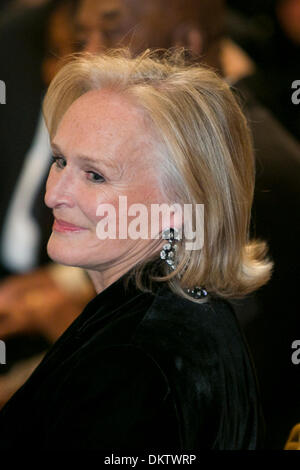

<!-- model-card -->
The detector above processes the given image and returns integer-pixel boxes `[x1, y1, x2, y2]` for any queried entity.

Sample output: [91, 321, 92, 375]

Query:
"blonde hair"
[43, 49, 272, 300]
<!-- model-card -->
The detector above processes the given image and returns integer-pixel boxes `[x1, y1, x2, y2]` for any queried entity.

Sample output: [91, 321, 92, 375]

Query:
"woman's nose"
[44, 166, 76, 210]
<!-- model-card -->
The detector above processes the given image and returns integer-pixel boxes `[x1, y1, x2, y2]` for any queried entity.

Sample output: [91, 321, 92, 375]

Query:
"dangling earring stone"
[185, 286, 208, 299]
[160, 228, 180, 270]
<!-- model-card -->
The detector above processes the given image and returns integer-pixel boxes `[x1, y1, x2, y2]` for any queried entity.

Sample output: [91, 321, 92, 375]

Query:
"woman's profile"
[0, 49, 272, 450]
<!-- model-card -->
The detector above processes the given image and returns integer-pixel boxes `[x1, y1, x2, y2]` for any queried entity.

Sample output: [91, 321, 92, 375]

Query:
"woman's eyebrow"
[75, 154, 116, 170]
[51, 142, 62, 154]
[51, 142, 123, 173]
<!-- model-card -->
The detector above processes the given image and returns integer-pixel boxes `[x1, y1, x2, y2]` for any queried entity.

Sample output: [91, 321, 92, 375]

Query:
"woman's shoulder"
[134, 287, 242, 348]
[131, 286, 252, 385]
[130, 287, 261, 449]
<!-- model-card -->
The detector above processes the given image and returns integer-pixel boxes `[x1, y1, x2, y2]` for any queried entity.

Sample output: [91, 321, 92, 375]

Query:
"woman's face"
[45, 89, 166, 275]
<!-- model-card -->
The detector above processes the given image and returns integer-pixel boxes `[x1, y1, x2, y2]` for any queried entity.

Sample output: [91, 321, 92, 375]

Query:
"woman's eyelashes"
[51, 154, 66, 169]
[86, 171, 106, 183]
[51, 155, 106, 184]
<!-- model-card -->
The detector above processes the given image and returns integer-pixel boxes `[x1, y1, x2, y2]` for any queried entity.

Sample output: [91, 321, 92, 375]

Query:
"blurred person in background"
[0, 0, 94, 405]
[226, 0, 300, 141]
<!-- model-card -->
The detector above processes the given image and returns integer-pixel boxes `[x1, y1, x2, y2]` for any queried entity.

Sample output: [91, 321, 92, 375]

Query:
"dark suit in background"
[232, 80, 300, 448]
[0, 4, 64, 373]
[0, 5, 54, 278]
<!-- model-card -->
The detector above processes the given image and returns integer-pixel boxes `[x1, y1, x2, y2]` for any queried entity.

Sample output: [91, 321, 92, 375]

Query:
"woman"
[0, 50, 272, 450]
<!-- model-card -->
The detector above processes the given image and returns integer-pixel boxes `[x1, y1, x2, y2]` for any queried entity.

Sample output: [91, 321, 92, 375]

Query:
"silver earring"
[160, 227, 208, 299]
[160, 228, 180, 270]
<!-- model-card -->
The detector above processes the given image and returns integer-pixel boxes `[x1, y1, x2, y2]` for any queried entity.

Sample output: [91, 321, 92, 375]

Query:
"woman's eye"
[51, 155, 66, 169]
[86, 171, 105, 183]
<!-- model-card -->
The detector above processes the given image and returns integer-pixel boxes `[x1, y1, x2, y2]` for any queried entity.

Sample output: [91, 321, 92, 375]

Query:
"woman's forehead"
[58, 90, 141, 132]
[54, 89, 156, 166]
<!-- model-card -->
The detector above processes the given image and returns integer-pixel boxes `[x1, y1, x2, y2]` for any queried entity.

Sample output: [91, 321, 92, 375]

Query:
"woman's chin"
[47, 235, 78, 267]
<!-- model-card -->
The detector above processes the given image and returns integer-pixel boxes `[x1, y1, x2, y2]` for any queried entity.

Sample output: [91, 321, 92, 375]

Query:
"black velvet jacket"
[0, 275, 263, 450]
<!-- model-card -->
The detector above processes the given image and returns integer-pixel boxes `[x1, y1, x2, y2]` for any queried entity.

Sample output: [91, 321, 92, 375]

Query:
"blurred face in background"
[74, 0, 129, 52]
[74, 0, 207, 54]
[73, 0, 168, 53]
[75, 0, 154, 53]
[73, 0, 223, 68]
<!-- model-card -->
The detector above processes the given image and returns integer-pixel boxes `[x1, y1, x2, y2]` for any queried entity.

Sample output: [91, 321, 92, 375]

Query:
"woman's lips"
[53, 218, 87, 233]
